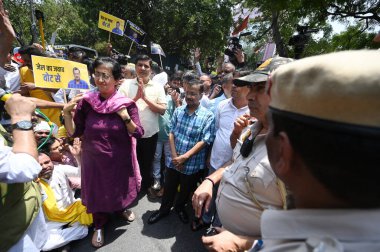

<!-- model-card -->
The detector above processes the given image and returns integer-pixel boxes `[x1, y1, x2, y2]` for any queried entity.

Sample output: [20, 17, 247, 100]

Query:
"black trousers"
[136, 133, 158, 190]
[159, 168, 201, 213]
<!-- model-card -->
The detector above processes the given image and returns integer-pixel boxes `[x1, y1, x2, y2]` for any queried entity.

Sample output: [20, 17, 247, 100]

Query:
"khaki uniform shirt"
[259, 209, 380, 252]
[118, 78, 167, 138]
[216, 122, 283, 237]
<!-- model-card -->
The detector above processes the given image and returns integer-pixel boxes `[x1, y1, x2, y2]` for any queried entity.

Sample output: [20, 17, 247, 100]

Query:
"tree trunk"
[271, 10, 288, 57]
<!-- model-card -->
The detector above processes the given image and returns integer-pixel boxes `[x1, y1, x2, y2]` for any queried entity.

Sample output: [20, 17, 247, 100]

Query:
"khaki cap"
[269, 50, 380, 128]
[233, 56, 294, 86]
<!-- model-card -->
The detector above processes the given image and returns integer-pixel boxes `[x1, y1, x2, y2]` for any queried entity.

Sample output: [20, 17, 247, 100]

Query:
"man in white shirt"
[118, 55, 167, 190]
[194, 74, 249, 229]
[0, 94, 47, 252]
[38, 153, 89, 251]
[0, 7, 47, 250]
[151, 62, 168, 87]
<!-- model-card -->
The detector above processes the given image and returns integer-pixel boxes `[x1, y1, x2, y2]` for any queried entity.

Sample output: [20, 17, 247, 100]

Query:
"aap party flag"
[151, 43, 166, 57]
[124, 20, 146, 45]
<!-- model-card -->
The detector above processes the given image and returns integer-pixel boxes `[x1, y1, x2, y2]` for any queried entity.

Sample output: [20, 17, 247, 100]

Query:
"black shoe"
[148, 210, 169, 224]
[177, 210, 189, 224]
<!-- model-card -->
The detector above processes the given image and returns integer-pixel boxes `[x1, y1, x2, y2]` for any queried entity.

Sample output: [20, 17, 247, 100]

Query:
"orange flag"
[232, 15, 249, 36]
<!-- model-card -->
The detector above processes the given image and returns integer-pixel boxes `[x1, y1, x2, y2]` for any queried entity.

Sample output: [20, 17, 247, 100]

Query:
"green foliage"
[72, 0, 235, 57]
[330, 25, 380, 50]
[93, 41, 109, 56]
[5, 0, 33, 45]
[6, 0, 89, 46]
[6, 0, 379, 64]
[39, 0, 90, 45]
[7, 0, 234, 59]
[242, 0, 380, 59]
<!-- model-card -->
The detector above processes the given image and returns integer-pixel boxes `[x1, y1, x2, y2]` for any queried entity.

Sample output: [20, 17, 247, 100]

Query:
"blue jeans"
[152, 140, 171, 180]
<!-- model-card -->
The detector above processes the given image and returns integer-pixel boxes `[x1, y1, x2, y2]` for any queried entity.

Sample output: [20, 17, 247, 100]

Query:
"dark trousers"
[92, 210, 125, 229]
[159, 168, 201, 213]
[137, 133, 158, 190]
[93, 212, 109, 229]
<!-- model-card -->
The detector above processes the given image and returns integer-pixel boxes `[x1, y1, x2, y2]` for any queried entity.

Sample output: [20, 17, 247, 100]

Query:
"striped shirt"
[169, 105, 215, 175]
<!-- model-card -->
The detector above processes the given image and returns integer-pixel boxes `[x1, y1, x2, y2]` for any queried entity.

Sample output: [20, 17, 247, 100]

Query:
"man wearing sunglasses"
[192, 57, 293, 251]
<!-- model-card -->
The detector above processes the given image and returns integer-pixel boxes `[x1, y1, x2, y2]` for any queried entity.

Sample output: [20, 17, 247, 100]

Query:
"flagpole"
[62, 89, 67, 104]
[159, 54, 163, 68]
[128, 41, 134, 56]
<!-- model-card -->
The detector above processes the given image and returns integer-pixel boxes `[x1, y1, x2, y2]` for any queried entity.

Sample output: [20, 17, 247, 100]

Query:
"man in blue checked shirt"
[148, 79, 215, 225]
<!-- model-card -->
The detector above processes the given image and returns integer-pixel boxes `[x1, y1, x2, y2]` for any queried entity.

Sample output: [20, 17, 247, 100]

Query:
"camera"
[289, 25, 319, 47]
[111, 49, 130, 65]
[289, 25, 319, 59]
[224, 32, 251, 65]
[224, 37, 242, 58]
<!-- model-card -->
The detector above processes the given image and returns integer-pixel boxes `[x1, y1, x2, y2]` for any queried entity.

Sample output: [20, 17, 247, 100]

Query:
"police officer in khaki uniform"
[262, 50, 380, 251]
[192, 57, 292, 251]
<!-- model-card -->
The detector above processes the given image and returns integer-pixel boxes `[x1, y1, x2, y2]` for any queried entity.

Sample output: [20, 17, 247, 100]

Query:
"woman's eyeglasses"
[94, 72, 112, 81]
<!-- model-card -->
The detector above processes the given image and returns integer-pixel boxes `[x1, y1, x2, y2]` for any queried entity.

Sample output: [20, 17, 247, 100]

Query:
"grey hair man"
[192, 57, 293, 251]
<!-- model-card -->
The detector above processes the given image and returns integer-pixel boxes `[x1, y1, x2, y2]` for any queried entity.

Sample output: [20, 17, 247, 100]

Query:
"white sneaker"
[152, 179, 161, 190]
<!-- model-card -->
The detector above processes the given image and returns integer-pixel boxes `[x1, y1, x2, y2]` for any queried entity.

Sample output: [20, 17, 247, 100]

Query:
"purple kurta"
[73, 99, 143, 213]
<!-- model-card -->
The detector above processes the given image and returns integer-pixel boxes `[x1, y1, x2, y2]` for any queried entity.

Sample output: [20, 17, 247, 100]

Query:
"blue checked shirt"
[169, 105, 215, 175]
[67, 79, 89, 89]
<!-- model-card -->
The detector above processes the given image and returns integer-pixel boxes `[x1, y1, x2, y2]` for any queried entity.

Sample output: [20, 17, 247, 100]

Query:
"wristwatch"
[11, 120, 33, 131]
[124, 117, 132, 124]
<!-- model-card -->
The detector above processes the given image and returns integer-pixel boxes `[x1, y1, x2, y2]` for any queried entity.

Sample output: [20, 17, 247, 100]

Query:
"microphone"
[0, 88, 12, 102]
[0, 87, 52, 124]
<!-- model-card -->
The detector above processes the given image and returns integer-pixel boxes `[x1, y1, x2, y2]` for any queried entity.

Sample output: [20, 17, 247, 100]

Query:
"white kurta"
[41, 168, 88, 251]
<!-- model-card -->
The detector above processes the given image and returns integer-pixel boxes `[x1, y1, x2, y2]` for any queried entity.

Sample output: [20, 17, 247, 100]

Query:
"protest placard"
[124, 20, 146, 45]
[151, 42, 166, 57]
[98, 11, 125, 36]
[32, 55, 90, 90]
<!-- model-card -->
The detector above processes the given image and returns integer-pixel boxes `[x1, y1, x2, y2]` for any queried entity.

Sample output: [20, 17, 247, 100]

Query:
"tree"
[6, 0, 89, 47]
[72, 0, 234, 58]
[330, 25, 380, 50]
[325, 0, 380, 26]
[243, 0, 380, 58]
[5, 0, 34, 45]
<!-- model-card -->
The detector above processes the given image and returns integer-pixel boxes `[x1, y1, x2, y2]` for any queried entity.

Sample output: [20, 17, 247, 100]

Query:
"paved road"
[70, 192, 207, 252]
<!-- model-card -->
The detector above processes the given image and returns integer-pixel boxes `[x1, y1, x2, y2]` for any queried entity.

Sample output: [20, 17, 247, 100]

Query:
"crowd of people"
[1, 1, 380, 251]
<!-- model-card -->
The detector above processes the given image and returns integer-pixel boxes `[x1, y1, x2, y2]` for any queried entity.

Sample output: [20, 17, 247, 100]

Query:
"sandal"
[92, 229, 104, 248]
[122, 209, 136, 222]
[191, 218, 210, 232]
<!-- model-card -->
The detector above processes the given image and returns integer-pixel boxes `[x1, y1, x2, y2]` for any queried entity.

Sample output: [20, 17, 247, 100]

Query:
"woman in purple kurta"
[63, 57, 143, 248]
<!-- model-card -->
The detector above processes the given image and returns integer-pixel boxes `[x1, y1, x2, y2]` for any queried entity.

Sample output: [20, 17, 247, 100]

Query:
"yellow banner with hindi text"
[98, 11, 125, 36]
[32, 56, 90, 90]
